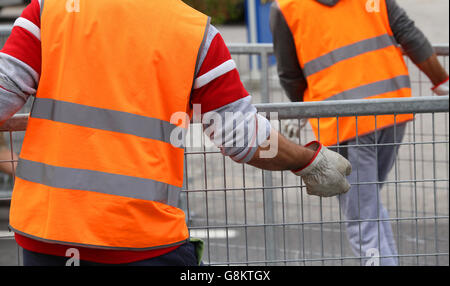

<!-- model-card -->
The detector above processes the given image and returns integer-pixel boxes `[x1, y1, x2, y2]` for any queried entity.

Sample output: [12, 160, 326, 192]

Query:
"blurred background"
[1, 0, 449, 43]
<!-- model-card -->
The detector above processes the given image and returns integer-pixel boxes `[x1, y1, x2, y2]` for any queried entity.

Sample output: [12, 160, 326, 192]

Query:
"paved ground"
[0, 1, 448, 266]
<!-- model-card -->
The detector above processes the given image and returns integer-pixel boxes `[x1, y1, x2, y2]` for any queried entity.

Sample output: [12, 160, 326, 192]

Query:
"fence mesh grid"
[0, 27, 448, 266]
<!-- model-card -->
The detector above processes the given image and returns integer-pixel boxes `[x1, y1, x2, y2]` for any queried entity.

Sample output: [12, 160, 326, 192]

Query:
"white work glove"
[293, 141, 352, 198]
[281, 119, 308, 141]
[432, 77, 449, 96]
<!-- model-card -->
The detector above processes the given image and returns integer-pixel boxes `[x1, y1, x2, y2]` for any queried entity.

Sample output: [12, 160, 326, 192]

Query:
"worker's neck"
[316, 0, 340, 7]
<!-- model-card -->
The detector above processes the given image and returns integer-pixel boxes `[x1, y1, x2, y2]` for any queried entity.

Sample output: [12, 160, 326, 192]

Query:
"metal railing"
[0, 97, 448, 266]
[184, 96, 449, 266]
[0, 32, 449, 266]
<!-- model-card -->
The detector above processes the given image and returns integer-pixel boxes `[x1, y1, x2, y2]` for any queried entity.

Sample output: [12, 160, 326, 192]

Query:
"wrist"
[432, 76, 449, 88]
[432, 76, 449, 95]
[431, 76, 449, 90]
[292, 141, 322, 174]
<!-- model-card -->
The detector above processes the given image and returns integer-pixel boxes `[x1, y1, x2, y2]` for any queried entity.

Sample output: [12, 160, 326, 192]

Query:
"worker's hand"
[432, 77, 449, 96]
[293, 141, 352, 198]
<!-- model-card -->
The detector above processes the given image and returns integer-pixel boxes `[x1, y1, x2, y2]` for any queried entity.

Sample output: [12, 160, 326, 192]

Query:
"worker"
[270, 0, 449, 266]
[0, 0, 351, 266]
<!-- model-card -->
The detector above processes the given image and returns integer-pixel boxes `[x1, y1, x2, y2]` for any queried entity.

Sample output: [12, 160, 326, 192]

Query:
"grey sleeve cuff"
[269, 2, 307, 102]
[0, 52, 37, 123]
[0, 87, 26, 124]
[202, 96, 272, 164]
[226, 113, 272, 163]
[0, 53, 39, 101]
[386, 0, 435, 64]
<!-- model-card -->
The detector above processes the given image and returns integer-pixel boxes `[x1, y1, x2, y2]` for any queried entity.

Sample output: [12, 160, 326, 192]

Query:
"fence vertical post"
[260, 49, 270, 103]
[263, 170, 276, 265]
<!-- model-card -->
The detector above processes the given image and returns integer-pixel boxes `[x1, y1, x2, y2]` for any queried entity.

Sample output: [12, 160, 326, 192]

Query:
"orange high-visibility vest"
[10, 0, 209, 250]
[277, 0, 413, 146]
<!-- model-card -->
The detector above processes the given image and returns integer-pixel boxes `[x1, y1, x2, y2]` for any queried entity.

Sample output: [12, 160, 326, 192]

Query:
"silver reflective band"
[10, 227, 190, 251]
[16, 158, 182, 207]
[303, 34, 397, 77]
[325, 75, 411, 101]
[31, 98, 185, 147]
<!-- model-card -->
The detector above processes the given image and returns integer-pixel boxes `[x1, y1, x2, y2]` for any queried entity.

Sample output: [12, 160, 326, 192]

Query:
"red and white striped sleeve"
[0, 0, 42, 123]
[191, 29, 248, 113]
[191, 27, 272, 163]
[1, 0, 41, 77]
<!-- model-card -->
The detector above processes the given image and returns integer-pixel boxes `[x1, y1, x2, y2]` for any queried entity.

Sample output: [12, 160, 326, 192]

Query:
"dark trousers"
[22, 242, 199, 266]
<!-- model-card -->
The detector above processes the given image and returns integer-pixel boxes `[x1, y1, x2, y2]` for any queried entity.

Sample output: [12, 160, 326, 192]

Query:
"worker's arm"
[0, 0, 41, 126]
[0, 1, 40, 174]
[192, 26, 351, 197]
[247, 128, 314, 171]
[269, 2, 307, 103]
[249, 131, 352, 198]
[386, 0, 449, 95]
[417, 54, 449, 95]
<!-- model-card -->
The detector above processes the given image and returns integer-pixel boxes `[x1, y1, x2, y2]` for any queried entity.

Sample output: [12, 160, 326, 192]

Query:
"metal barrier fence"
[0, 26, 449, 266]
[183, 97, 449, 266]
[0, 97, 448, 266]
[219, 43, 449, 266]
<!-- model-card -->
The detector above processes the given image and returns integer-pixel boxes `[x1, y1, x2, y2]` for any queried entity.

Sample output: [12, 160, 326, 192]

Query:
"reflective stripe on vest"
[30, 97, 186, 147]
[277, 0, 413, 146]
[10, 0, 209, 250]
[16, 158, 182, 207]
[325, 75, 411, 102]
[303, 34, 397, 78]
